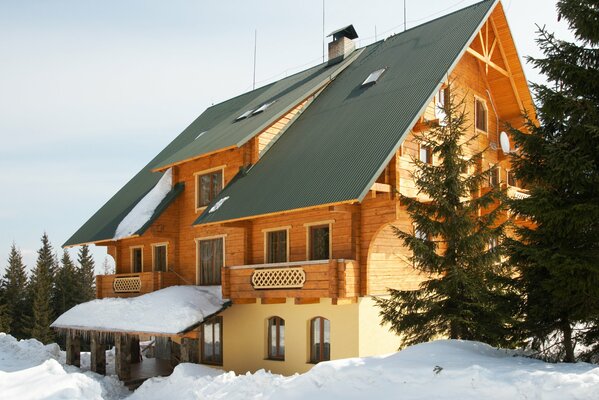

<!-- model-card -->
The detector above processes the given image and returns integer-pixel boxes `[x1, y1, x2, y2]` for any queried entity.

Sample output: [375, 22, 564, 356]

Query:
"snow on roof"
[114, 168, 173, 240]
[51, 286, 229, 335]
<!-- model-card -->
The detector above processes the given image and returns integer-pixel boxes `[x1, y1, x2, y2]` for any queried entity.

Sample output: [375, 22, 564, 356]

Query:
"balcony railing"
[507, 185, 530, 200]
[96, 272, 179, 299]
[223, 259, 359, 302]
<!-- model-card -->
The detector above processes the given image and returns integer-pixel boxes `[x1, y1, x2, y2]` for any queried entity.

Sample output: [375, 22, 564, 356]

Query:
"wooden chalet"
[54, 0, 534, 383]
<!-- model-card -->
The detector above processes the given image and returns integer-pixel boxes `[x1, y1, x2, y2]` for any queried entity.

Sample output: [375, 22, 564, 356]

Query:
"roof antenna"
[322, 0, 326, 63]
[253, 29, 257, 90]
[375, 25, 378, 41]
[404, 0, 407, 31]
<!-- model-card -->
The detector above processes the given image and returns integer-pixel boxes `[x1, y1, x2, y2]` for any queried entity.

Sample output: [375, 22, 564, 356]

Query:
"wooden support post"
[170, 339, 181, 368]
[180, 338, 199, 363]
[130, 336, 141, 364]
[66, 333, 81, 367]
[90, 332, 106, 375]
[115, 334, 132, 381]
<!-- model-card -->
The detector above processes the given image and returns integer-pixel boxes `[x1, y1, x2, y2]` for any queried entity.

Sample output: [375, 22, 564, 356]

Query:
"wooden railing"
[96, 272, 180, 299]
[223, 259, 359, 302]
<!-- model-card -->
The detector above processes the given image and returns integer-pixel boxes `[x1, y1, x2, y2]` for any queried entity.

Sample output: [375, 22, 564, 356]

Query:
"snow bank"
[0, 333, 126, 400]
[133, 340, 599, 400]
[52, 285, 227, 334]
[114, 168, 172, 240]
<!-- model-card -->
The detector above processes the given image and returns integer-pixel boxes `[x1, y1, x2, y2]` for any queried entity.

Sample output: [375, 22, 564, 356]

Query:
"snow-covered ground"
[1, 332, 598, 400]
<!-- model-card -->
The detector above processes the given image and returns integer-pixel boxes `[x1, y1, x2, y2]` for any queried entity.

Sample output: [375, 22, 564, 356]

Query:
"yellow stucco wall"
[220, 297, 400, 376]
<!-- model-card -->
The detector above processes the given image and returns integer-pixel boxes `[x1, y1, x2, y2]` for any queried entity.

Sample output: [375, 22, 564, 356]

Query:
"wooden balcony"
[507, 185, 530, 200]
[223, 259, 359, 304]
[96, 272, 180, 299]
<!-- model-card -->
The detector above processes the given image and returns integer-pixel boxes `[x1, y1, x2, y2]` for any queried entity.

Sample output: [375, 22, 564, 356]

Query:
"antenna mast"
[322, 0, 326, 63]
[253, 29, 257, 90]
[404, 0, 407, 31]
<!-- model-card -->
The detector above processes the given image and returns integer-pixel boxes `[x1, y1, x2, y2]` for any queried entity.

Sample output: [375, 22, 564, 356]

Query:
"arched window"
[268, 316, 285, 360]
[310, 317, 330, 363]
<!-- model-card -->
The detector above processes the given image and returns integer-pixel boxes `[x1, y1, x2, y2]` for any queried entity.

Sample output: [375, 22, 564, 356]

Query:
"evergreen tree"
[1, 244, 30, 338]
[53, 250, 80, 316]
[0, 302, 11, 333]
[375, 88, 516, 347]
[28, 233, 56, 343]
[77, 245, 96, 302]
[506, 0, 599, 362]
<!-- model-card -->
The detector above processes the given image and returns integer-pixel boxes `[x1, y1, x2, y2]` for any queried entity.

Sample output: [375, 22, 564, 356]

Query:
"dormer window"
[236, 110, 254, 121]
[362, 68, 387, 87]
[252, 101, 276, 115]
[196, 168, 224, 210]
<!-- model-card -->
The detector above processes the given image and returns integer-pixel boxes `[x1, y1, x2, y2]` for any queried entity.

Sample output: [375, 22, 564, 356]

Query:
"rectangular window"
[419, 145, 432, 164]
[131, 247, 142, 273]
[267, 230, 288, 263]
[268, 317, 285, 360]
[153, 244, 167, 272]
[198, 238, 223, 285]
[475, 98, 488, 132]
[196, 170, 223, 209]
[489, 166, 500, 188]
[201, 317, 223, 365]
[506, 170, 517, 187]
[309, 225, 330, 260]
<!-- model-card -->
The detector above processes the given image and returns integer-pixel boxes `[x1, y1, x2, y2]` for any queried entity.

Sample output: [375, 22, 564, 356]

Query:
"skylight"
[252, 101, 276, 115]
[236, 110, 254, 121]
[362, 68, 387, 87]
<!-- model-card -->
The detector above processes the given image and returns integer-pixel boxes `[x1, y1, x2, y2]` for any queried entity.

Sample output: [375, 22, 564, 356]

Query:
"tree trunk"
[561, 319, 575, 363]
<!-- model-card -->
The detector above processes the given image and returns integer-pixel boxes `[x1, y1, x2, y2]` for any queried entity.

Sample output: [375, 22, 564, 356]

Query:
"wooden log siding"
[96, 272, 179, 299]
[225, 259, 358, 302]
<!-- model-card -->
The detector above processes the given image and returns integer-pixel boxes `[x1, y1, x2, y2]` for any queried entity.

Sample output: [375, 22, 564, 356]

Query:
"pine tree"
[77, 245, 96, 302]
[0, 302, 11, 333]
[28, 233, 56, 343]
[53, 250, 80, 316]
[506, 0, 599, 362]
[2, 244, 30, 338]
[375, 88, 516, 347]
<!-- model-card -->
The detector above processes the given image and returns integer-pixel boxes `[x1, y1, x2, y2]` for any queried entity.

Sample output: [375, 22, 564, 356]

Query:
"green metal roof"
[65, 0, 498, 246]
[195, 0, 498, 225]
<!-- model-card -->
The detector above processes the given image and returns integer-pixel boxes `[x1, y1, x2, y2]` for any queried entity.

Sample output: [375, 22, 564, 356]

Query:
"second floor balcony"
[96, 271, 180, 299]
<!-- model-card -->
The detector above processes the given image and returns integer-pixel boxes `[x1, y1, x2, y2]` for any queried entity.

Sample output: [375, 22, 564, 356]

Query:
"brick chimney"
[327, 25, 359, 66]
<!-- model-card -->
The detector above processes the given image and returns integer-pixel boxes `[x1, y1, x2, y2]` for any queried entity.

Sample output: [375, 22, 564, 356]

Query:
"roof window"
[235, 110, 254, 121]
[362, 68, 387, 87]
[252, 101, 276, 115]
[195, 131, 207, 140]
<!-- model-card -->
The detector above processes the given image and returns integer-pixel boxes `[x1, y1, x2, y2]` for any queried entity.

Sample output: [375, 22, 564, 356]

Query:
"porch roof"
[51, 285, 229, 336]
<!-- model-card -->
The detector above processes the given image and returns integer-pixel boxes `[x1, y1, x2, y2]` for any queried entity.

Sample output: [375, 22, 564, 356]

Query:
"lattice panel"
[113, 276, 141, 293]
[251, 268, 306, 289]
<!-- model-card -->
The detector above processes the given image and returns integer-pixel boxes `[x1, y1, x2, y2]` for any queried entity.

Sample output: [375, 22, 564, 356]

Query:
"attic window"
[362, 68, 387, 87]
[236, 110, 254, 121]
[252, 101, 276, 115]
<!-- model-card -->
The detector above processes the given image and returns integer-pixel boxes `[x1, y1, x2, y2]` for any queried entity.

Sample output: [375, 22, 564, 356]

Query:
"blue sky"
[0, 0, 570, 273]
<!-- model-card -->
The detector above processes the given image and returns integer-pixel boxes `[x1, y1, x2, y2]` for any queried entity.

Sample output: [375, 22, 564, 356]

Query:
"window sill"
[265, 357, 285, 362]
[195, 206, 208, 214]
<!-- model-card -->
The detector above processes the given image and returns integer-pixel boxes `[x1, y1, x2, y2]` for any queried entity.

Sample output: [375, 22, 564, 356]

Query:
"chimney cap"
[327, 25, 358, 41]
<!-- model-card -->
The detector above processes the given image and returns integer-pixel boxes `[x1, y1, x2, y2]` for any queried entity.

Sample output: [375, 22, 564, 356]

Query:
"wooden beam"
[180, 338, 199, 363]
[261, 298, 286, 304]
[294, 297, 321, 305]
[466, 48, 509, 77]
[332, 297, 358, 305]
[329, 204, 358, 213]
[231, 298, 257, 304]
[90, 332, 106, 375]
[489, 16, 524, 112]
[66, 334, 81, 368]
[115, 334, 132, 381]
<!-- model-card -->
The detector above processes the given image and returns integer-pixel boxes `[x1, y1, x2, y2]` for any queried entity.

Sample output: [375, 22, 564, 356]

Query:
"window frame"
[262, 227, 290, 264]
[419, 144, 432, 165]
[200, 316, 223, 366]
[309, 316, 331, 364]
[194, 166, 226, 212]
[489, 165, 501, 188]
[130, 246, 143, 273]
[151, 242, 168, 272]
[195, 235, 226, 285]
[474, 96, 488, 134]
[267, 316, 285, 361]
[304, 221, 334, 261]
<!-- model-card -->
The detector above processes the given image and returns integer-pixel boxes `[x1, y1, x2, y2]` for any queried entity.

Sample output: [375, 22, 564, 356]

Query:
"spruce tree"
[0, 302, 11, 333]
[506, 0, 599, 362]
[1, 244, 30, 338]
[53, 250, 80, 316]
[28, 233, 56, 343]
[375, 88, 516, 347]
[77, 245, 96, 302]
